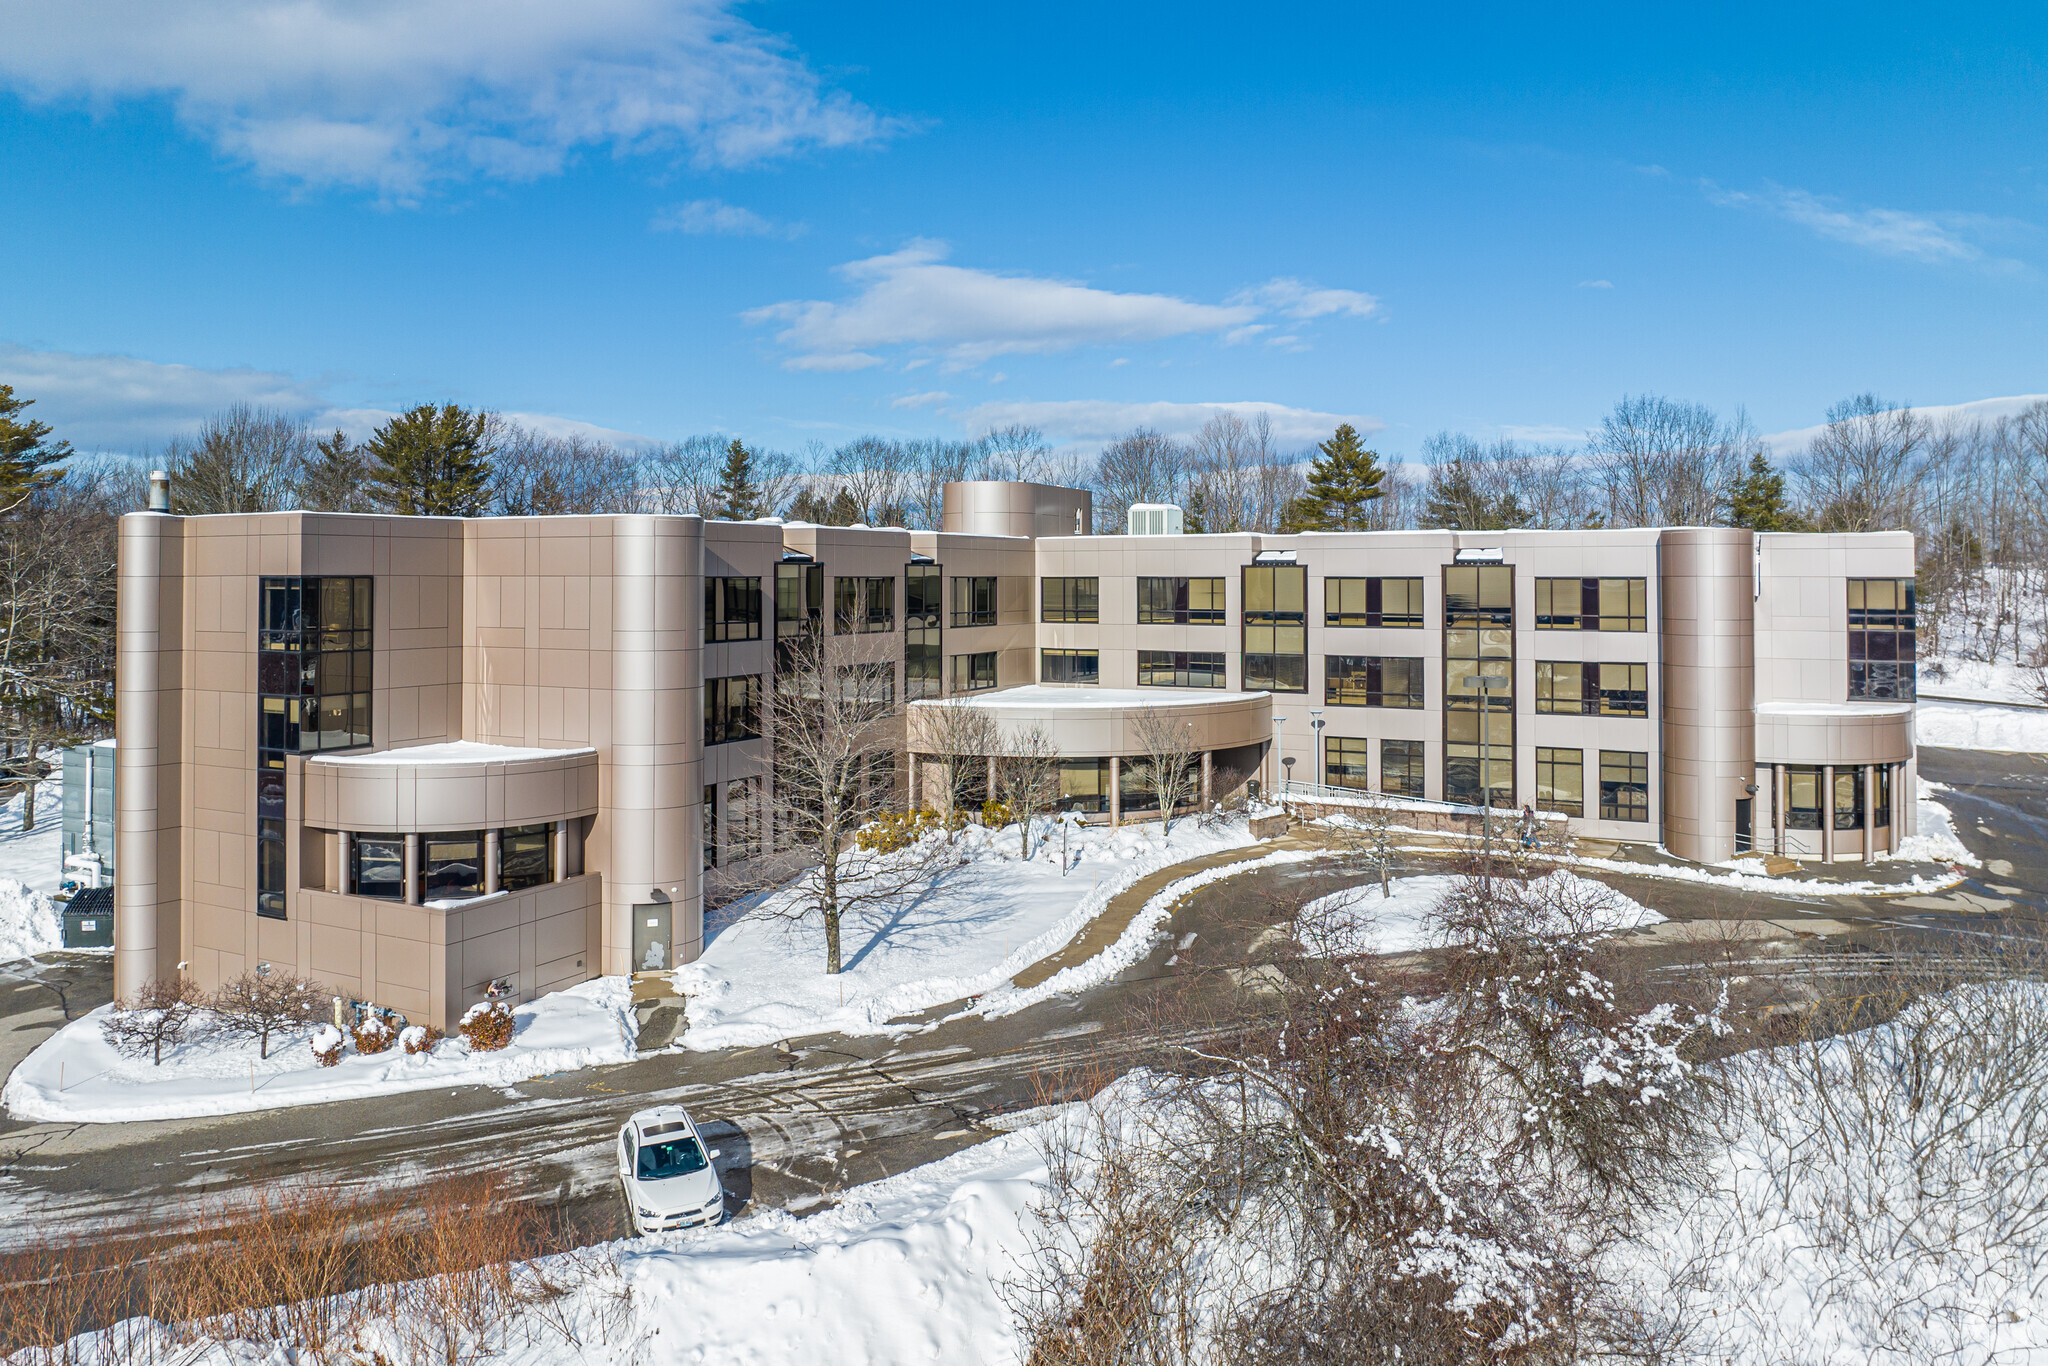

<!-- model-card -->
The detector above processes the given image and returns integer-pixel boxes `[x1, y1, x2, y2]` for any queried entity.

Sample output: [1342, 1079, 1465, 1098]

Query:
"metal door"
[1734, 798, 1753, 854]
[632, 902, 672, 972]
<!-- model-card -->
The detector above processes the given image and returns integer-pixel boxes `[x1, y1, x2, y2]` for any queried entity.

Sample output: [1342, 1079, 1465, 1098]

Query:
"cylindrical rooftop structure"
[941, 481, 1093, 538]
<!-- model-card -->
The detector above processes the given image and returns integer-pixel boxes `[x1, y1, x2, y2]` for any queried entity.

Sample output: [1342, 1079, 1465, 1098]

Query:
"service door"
[633, 902, 672, 972]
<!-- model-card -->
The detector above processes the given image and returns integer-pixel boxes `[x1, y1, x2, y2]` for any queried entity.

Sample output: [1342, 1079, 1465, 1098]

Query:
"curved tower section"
[1659, 528, 1756, 862]
[114, 511, 185, 998]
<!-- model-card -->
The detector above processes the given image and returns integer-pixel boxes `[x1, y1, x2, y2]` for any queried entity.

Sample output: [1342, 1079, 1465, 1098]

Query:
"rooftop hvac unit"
[1127, 503, 1184, 536]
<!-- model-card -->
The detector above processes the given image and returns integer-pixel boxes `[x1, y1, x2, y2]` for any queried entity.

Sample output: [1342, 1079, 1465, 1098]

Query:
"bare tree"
[979, 424, 1055, 484]
[491, 427, 641, 515]
[900, 436, 981, 530]
[996, 723, 1063, 858]
[210, 970, 328, 1059]
[1795, 393, 1938, 531]
[101, 974, 207, 1065]
[1095, 427, 1188, 531]
[830, 436, 915, 526]
[907, 700, 1000, 817]
[1129, 709, 1201, 836]
[639, 435, 725, 515]
[1590, 394, 1749, 527]
[167, 405, 312, 513]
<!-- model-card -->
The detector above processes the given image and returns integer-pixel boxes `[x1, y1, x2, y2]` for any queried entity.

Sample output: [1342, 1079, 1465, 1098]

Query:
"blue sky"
[1, 1, 2043, 460]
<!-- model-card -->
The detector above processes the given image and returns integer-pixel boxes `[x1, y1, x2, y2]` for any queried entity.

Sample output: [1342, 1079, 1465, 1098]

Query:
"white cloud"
[744, 241, 1375, 371]
[651, 198, 799, 238]
[889, 390, 952, 409]
[1576, 279, 1614, 289]
[1763, 393, 2048, 457]
[1703, 181, 2021, 266]
[0, 0, 893, 196]
[950, 398, 1383, 449]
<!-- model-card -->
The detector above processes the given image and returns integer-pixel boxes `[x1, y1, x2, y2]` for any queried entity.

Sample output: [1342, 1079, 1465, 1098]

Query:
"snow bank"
[0, 878, 62, 963]
[2, 977, 636, 1124]
[1916, 696, 2048, 753]
[1876, 779, 1980, 867]
[674, 817, 1258, 1050]
[0, 772, 61, 896]
[1298, 870, 1664, 957]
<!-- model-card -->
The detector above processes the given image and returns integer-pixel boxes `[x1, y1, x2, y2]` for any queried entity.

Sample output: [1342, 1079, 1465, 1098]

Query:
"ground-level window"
[1874, 765, 1892, 828]
[1057, 758, 1111, 813]
[950, 651, 998, 693]
[500, 823, 554, 891]
[1598, 750, 1649, 822]
[1042, 649, 1100, 685]
[1832, 767, 1864, 831]
[1535, 747, 1584, 818]
[353, 835, 405, 900]
[1326, 655, 1424, 708]
[1325, 736, 1371, 789]
[1381, 740, 1425, 798]
[1137, 649, 1226, 688]
[703, 785, 718, 870]
[1784, 766, 1822, 829]
[727, 776, 762, 861]
[422, 832, 483, 902]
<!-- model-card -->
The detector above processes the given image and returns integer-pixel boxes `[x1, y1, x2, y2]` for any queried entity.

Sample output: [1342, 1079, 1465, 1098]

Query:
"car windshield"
[636, 1135, 708, 1181]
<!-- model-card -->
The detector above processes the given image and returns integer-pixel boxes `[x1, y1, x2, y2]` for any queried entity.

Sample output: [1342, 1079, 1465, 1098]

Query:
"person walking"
[1519, 804, 1537, 851]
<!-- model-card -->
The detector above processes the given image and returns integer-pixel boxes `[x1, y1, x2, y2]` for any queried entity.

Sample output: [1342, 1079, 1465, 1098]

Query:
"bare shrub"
[1127, 710, 1200, 836]
[996, 723, 1063, 858]
[460, 1001, 514, 1051]
[210, 970, 326, 1059]
[100, 974, 206, 1065]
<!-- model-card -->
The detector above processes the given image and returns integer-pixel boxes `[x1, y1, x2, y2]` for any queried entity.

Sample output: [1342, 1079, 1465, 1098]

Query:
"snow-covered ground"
[1917, 695, 2048, 753]
[1922, 654, 2042, 706]
[3, 977, 635, 1124]
[1297, 870, 1663, 957]
[0, 772, 65, 964]
[675, 816, 1260, 1050]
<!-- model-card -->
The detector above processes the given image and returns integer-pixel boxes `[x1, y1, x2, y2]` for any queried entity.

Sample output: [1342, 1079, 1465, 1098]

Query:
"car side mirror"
[709, 1148, 723, 1159]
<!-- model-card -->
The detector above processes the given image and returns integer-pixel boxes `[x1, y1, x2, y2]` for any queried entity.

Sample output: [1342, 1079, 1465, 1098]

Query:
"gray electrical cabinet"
[60, 740, 115, 891]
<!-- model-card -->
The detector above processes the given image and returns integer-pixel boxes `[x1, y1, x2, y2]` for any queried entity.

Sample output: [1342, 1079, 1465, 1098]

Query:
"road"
[3, 742, 2042, 1247]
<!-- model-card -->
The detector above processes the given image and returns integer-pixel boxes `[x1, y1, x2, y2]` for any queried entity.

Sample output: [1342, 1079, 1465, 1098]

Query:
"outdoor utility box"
[62, 886, 115, 949]
[61, 740, 116, 885]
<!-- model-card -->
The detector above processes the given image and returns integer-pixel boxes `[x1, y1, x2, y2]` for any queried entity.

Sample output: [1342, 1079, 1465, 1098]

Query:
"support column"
[484, 829, 501, 893]
[403, 833, 420, 905]
[1201, 750, 1214, 807]
[554, 819, 571, 882]
[1862, 764, 1875, 862]
[334, 831, 350, 895]
[1888, 763, 1900, 852]
[1821, 764, 1835, 863]
[1108, 758, 1121, 828]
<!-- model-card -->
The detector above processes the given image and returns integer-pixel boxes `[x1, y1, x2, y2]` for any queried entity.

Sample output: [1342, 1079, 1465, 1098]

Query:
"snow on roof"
[1755, 701, 1914, 718]
[310, 741, 598, 767]
[916, 685, 1267, 710]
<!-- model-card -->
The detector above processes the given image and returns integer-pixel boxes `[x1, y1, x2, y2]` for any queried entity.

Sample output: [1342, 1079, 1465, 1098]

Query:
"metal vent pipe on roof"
[146, 470, 171, 513]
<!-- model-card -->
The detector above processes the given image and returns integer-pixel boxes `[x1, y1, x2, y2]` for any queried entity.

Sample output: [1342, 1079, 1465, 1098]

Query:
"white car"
[618, 1105, 727, 1235]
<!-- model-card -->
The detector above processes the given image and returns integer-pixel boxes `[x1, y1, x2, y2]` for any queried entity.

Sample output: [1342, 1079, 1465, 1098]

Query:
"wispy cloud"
[1762, 393, 2048, 456]
[1703, 180, 2023, 267]
[950, 398, 1382, 448]
[651, 198, 802, 238]
[744, 241, 1377, 371]
[0, 0, 897, 198]
[889, 390, 951, 409]
[1576, 279, 1613, 289]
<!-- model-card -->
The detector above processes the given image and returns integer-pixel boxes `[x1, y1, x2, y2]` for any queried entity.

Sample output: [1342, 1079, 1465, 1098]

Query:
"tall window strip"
[1137, 650, 1226, 688]
[257, 575, 372, 919]
[1041, 649, 1100, 685]
[1325, 736, 1371, 790]
[1137, 577, 1226, 625]
[1041, 577, 1100, 623]
[1325, 577, 1424, 628]
[950, 651, 998, 693]
[705, 576, 762, 642]
[1598, 750, 1649, 822]
[1381, 739, 1425, 798]
[1243, 564, 1308, 692]
[951, 575, 997, 627]
[1325, 655, 1424, 708]
[1848, 578, 1916, 700]
[1535, 747, 1584, 817]
[1443, 564, 1514, 808]
[1534, 577, 1647, 631]
[777, 563, 824, 637]
[726, 776, 763, 862]
[1533, 661, 1649, 716]
[704, 675, 761, 745]
[905, 563, 943, 699]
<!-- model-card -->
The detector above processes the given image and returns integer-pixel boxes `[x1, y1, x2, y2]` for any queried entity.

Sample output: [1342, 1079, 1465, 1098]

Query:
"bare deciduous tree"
[1128, 709, 1201, 836]
[210, 970, 328, 1059]
[101, 974, 207, 1065]
[167, 405, 312, 514]
[996, 723, 1063, 858]
[1590, 394, 1751, 527]
[1796, 393, 1939, 532]
[491, 427, 641, 515]
[1094, 427, 1188, 532]
[906, 700, 999, 817]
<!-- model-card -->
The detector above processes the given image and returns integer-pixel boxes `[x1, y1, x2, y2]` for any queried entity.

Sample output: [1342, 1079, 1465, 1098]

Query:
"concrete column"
[1773, 763, 1786, 852]
[484, 829, 501, 893]
[403, 833, 420, 905]
[1862, 764, 1875, 862]
[1821, 764, 1835, 863]
[1888, 763, 1900, 852]
[1108, 758, 1121, 827]
[336, 831, 351, 895]
[554, 819, 571, 882]
[1201, 750, 1214, 807]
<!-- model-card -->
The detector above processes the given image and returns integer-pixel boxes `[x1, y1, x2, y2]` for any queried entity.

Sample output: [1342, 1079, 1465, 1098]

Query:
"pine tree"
[1181, 485, 1209, 534]
[0, 385, 72, 508]
[365, 405, 496, 516]
[1726, 451, 1808, 531]
[300, 429, 376, 513]
[716, 438, 764, 520]
[1421, 462, 1530, 530]
[1293, 424, 1386, 531]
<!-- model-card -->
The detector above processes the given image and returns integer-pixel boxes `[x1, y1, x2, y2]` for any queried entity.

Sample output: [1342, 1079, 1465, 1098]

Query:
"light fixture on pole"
[1309, 709, 1325, 789]
[1271, 715, 1287, 794]
[1461, 674, 1509, 887]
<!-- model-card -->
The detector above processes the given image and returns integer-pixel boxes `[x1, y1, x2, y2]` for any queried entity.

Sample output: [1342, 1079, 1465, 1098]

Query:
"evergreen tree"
[0, 385, 72, 508]
[365, 404, 495, 516]
[1725, 451, 1809, 531]
[1421, 461, 1530, 530]
[826, 488, 862, 526]
[716, 438, 764, 520]
[300, 429, 376, 513]
[1181, 485, 1209, 534]
[1293, 424, 1386, 531]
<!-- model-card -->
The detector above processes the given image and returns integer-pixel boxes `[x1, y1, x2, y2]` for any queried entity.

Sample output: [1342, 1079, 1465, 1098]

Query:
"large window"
[777, 562, 824, 638]
[705, 576, 762, 642]
[1382, 740, 1425, 798]
[950, 651, 998, 693]
[1326, 655, 1424, 708]
[1057, 758, 1111, 813]
[704, 675, 761, 745]
[1138, 650, 1226, 688]
[1535, 578, 1647, 632]
[499, 824, 554, 891]
[1444, 565, 1513, 807]
[1042, 577, 1100, 623]
[1243, 563, 1307, 692]
[726, 776, 763, 862]
[1042, 649, 1100, 685]
[1325, 577, 1424, 628]
[1848, 578, 1916, 700]
[906, 563, 942, 700]
[951, 575, 998, 627]
[1598, 750, 1649, 822]
[258, 575, 373, 918]
[834, 576, 895, 634]
[422, 832, 483, 902]
[1785, 766, 1822, 830]
[1138, 577, 1226, 625]
[1534, 661, 1649, 717]
[1535, 747, 1584, 818]
[1833, 767, 1864, 832]
[838, 662, 896, 705]
[1326, 736, 1371, 790]
[352, 836, 404, 900]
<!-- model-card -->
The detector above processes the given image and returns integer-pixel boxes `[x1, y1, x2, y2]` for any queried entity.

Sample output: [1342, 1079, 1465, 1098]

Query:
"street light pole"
[1309, 708, 1325, 789]
[1271, 716, 1287, 795]
[1462, 675, 1508, 889]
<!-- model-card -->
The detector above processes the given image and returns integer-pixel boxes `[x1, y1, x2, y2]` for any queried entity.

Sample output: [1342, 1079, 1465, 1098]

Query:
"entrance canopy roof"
[910, 685, 1272, 758]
